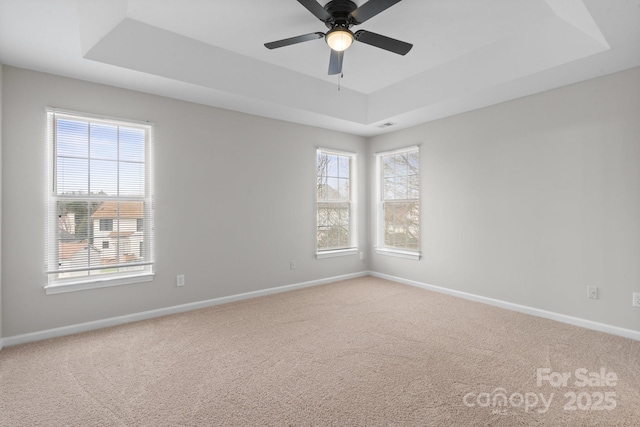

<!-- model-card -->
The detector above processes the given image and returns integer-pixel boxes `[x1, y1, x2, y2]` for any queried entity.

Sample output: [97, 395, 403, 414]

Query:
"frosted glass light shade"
[326, 29, 353, 52]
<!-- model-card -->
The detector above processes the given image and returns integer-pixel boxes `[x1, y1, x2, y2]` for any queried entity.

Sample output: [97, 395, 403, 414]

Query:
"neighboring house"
[91, 201, 144, 266]
[58, 241, 101, 279]
[316, 182, 342, 201]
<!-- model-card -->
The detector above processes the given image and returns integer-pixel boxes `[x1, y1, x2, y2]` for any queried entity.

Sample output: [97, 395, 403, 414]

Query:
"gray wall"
[368, 67, 640, 332]
[1, 66, 367, 337]
[2, 65, 639, 339]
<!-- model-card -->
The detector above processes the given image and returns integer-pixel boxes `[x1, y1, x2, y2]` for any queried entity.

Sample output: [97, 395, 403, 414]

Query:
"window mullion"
[87, 124, 92, 274]
[116, 126, 121, 268]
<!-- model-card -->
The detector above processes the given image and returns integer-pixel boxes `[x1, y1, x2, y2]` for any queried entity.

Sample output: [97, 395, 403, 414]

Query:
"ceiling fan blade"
[328, 49, 344, 75]
[354, 30, 412, 55]
[297, 0, 332, 22]
[264, 32, 325, 49]
[350, 0, 402, 24]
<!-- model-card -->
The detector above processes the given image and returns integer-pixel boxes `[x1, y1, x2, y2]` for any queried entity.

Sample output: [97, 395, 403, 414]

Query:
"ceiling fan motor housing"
[323, 0, 358, 29]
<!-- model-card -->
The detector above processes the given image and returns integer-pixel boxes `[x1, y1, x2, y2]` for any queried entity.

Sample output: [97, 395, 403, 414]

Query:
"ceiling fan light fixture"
[326, 28, 354, 52]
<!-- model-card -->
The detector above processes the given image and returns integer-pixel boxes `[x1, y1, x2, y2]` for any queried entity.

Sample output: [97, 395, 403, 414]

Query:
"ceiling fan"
[264, 0, 412, 75]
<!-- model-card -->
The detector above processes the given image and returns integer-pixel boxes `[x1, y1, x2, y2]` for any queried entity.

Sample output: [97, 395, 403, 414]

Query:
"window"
[46, 109, 154, 294]
[376, 146, 420, 259]
[99, 218, 113, 231]
[316, 148, 357, 257]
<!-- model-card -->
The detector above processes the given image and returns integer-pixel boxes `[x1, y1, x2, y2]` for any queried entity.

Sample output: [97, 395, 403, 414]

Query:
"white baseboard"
[2, 271, 369, 347]
[4, 270, 637, 347]
[369, 271, 640, 341]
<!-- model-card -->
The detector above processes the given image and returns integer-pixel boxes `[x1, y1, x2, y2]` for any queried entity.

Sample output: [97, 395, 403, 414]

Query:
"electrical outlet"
[290, 260, 296, 270]
[633, 292, 640, 307]
[359, 252, 364, 260]
[587, 286, 598, 299]
[177, 274, 185, 287]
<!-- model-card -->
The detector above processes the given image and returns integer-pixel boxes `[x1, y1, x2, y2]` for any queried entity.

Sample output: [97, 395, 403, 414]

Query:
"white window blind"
[46, 110, 154, 290]
[316, 148, 357, 252]
[376, 146, 420, 255]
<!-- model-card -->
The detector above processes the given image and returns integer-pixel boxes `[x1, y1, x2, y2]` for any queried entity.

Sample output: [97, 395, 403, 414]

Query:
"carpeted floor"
[1, 276, 639, 426]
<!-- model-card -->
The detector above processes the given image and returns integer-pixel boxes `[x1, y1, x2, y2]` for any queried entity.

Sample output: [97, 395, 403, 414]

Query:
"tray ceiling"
[1, 0, 639, 136]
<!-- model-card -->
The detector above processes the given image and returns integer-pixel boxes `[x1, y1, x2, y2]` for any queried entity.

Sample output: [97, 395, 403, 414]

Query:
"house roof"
[59, 241, 99, 260]
[101, 253, 139, 265]
[108, 231, 135, 238]
[59, 242, 87, 260]
[92, 201, 143, 219]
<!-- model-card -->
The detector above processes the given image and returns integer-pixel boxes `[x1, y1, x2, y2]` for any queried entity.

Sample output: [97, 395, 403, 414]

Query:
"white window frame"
[316, 148, 358, 259]
[45, 109, 154, 294]
[375, 146, 421, 260]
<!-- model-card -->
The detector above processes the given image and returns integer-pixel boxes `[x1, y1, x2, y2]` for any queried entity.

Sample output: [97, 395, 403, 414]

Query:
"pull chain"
[338, 72, 344, 92]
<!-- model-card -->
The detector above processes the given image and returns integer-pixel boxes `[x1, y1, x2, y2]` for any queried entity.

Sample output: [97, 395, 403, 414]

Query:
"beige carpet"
[1, 276, 639, 426]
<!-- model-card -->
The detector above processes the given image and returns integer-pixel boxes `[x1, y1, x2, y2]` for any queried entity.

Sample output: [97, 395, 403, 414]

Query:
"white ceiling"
[1, 0, 639, 136]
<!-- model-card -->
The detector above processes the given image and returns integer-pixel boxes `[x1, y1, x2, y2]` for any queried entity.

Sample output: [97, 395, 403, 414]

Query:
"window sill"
[375, 248, 421, 260]
[316, 248, 358, 259]
[45, 272, 154, 295]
